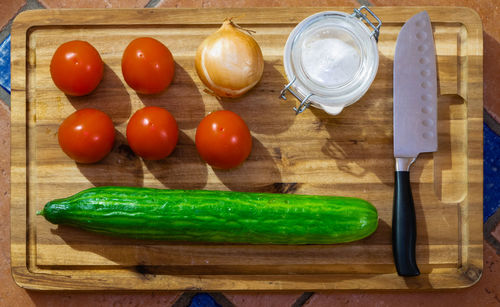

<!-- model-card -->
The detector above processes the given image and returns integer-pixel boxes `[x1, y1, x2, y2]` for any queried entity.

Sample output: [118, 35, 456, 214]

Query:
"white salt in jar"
[280, 6, 382, 115]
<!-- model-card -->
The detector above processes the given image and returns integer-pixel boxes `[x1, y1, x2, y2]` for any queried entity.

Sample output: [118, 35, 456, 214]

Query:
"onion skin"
[195, 19, 264, 98]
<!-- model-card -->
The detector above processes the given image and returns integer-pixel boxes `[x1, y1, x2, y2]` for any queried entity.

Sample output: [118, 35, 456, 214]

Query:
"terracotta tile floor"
[0, 0, 26, 31]
[39, 0, 150, 8]
[1, 0, 499, 306]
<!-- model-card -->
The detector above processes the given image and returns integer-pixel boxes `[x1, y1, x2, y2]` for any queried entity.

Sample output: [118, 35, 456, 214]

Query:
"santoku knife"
[393, 11, 438, 277]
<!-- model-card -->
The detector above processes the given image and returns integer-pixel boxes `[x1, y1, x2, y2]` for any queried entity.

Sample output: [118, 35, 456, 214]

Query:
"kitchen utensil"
[392, 11, 438, 277]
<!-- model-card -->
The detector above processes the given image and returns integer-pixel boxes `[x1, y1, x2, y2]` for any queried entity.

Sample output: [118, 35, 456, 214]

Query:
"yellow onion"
[195, 19, 264, 98]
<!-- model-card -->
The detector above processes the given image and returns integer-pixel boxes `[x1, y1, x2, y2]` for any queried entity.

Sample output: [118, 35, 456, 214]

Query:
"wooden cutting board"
[10, 7, 483, 290]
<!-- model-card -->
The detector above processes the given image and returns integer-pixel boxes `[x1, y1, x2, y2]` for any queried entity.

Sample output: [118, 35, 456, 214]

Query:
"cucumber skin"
[38, 186, 378, 244]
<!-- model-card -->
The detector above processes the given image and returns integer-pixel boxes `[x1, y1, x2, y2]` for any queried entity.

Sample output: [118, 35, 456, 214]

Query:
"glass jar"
[280, 6, 382, 115]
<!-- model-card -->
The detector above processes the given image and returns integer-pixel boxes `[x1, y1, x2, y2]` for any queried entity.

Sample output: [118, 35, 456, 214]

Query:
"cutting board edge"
[9, 261, 485, 291]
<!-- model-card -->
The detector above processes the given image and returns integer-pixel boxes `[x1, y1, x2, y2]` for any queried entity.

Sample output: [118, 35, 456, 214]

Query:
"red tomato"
[126, 106, 179, 160]
[50, 40, 104, 96]
[195, 110, 252, 169]
[121, 37, 175, 94]
[58, 108, 115, 163]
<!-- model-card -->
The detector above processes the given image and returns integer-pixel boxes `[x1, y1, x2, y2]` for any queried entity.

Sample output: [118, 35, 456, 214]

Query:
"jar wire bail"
[352, 6, 382, 42]
[279, 77, 314, 115]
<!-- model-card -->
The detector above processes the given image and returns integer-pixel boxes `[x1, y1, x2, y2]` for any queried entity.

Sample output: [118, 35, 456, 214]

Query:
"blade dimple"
[393, 11, 438, 158]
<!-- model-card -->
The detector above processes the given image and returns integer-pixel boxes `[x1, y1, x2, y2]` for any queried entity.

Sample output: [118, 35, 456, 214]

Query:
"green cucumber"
[37, 186, 378, 244]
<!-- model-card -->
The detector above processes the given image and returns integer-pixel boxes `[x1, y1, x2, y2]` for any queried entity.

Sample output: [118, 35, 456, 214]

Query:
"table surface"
[1, 0, 499, 306]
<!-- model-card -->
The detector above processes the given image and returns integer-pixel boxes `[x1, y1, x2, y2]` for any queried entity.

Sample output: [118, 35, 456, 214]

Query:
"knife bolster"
[395, 157, 416, 171]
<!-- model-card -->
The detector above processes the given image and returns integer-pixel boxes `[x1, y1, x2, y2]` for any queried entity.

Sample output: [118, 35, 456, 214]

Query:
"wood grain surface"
[10, 7, 483, 290]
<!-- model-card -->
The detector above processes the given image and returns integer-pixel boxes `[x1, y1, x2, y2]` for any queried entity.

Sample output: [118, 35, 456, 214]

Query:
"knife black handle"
[392, 171, 420, 277]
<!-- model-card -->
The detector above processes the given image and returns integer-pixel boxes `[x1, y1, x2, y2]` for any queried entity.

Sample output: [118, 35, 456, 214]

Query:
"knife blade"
[393, 11, 437, 277]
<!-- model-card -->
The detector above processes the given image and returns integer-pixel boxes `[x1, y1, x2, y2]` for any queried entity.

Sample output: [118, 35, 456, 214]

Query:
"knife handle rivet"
[416, 31, 427, 40]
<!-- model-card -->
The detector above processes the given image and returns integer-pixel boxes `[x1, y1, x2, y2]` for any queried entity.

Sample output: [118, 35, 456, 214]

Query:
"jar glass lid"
[299, 24, 362, 89]
[281, 7, 381, 115]
[293, 14, 365, 93]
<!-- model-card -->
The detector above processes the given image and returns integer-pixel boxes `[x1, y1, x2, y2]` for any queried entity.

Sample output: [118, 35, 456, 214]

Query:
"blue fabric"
[0, 34, 10, 94]
[189, 293, 221, 307]
[484, 123, 500, 222]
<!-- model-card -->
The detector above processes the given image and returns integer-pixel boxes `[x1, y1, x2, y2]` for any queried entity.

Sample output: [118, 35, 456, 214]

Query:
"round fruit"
[58, 108, 115, 163]
[50, 40, 103, 96]
[195, 110, 252, 169]
[126, 106, 179, 160]
[121, 37, 175, 94]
